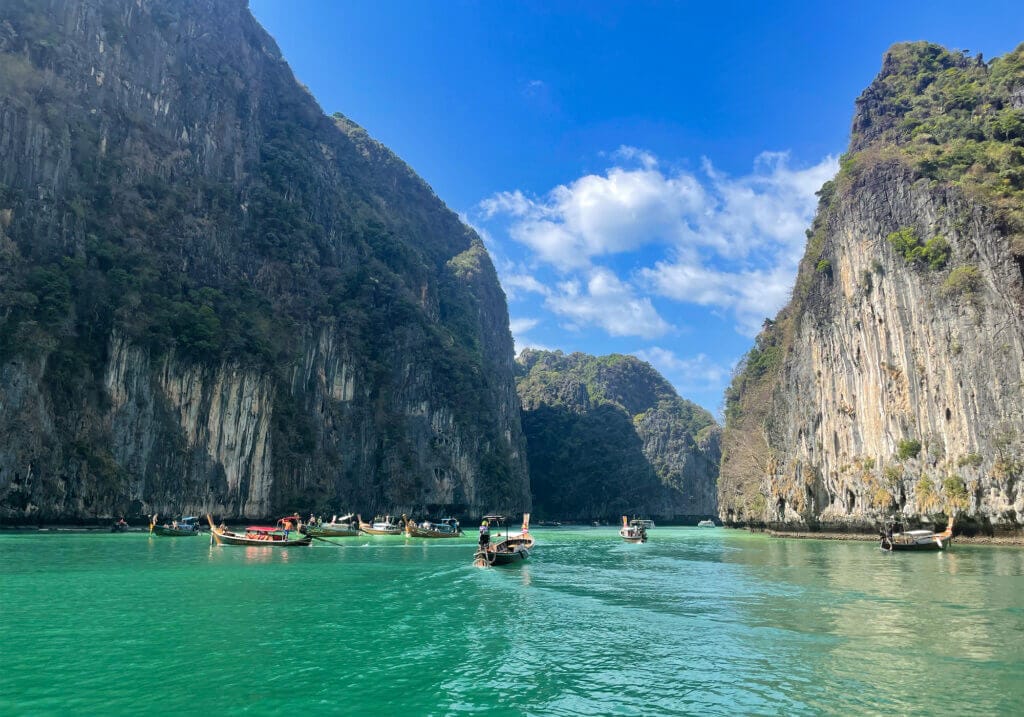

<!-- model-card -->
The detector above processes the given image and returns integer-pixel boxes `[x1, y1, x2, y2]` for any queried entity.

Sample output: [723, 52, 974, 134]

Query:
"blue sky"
[249, 0, 1021, 416]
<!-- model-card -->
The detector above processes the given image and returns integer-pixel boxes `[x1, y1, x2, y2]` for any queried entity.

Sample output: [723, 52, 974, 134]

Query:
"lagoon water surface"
[2, 527, 1023, 715]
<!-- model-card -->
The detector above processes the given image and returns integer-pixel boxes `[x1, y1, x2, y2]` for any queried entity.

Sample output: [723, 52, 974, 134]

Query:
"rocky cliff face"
[720, 42, 1024, 534]
[516, 349, 719, 521]
[0, 0, 529, 521]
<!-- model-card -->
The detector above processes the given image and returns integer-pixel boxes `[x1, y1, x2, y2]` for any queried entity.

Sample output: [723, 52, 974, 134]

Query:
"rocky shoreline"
[762, 529, 1024, 546]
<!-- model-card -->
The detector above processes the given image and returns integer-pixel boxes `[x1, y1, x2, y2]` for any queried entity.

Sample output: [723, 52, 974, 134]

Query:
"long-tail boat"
[206, 514, 312, 546]
[619, 516, 648, 543]
[306, 513, 360, 538]
[880, 514, 954, 551]
[473, 514, 534, 567]
[358, 514, 403, 535]
[150, 514, 202, 536]
[403, 515, 463, 538]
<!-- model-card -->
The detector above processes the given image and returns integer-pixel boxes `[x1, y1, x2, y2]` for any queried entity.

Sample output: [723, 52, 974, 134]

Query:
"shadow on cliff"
[522, 403, 697, 522]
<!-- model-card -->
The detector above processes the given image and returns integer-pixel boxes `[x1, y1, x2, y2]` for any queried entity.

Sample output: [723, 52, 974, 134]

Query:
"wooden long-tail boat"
[474, 514, 534, 567]
[150, 514, 202, 536]
[403, 515, 463, 538]
[306, 513, 360, 538]
[619, 516, 648, 543]
[206, 514, 312, 546]
[358, 514, 403, 535]
[880, 515, 954, 551]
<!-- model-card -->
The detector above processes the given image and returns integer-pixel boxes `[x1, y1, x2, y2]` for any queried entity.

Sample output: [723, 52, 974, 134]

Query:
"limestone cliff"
[0, 0, 529, 521]
[720, 42, 1024, 534]
[516, 349, 719, 521]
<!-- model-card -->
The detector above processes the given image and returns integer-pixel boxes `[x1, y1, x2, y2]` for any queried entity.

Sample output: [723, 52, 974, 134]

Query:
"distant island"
[517, 349, 719, 522]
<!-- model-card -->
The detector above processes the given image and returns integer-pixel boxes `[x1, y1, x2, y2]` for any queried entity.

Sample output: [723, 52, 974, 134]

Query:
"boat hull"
[405, 525, 464, 538]
[211, 531, 312, 547]
[359, 525, 402, 535]
[152, 526, 200, 537]
[474, 535, 535, 566]
[307, 526, 360, 537]
[881, 537, 948, 551]
[487, 548, 529, 565]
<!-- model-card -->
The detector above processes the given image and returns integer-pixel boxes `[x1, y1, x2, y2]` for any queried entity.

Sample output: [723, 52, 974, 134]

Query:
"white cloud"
[509, 317, 541, 335]
[502, 273, 550, 299]
[634, 347, 731, 388]
[480, 160, 706, 270]
[612, 144, 658, 170]
[640, 261, 795, 336]
[478, 147, 837, 338]
[509, 317, 547, 355]
[514, 338, 554, 354]
[698, 151, 838, 259]
[480, 190, 534, 219]
[545, 268, 672, 339]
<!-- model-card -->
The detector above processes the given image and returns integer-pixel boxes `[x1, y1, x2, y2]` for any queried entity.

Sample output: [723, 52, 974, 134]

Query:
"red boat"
[206, 514, 312, 546]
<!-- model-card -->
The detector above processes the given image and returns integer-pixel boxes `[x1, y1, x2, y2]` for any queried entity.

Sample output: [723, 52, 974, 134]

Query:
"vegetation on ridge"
[0, 0, 526, 519]
[719, 40, 1024, 525]
[853, 41, 1024, 243]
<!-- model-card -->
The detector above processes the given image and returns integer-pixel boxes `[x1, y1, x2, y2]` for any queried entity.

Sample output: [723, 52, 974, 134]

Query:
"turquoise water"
[2, 527, 1023, 715]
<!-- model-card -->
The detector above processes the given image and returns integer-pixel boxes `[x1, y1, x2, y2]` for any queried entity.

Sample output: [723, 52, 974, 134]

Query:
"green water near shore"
[2, 527, 1023, 715]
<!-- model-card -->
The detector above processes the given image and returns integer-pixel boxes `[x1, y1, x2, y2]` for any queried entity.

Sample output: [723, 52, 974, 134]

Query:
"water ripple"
[2, 529, 1023, 714]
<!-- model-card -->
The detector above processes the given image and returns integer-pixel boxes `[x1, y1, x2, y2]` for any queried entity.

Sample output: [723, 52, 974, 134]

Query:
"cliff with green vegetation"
[720, 42, 1024, 534]
[0, 0, 529, 521]
[516, 349, 719, 521]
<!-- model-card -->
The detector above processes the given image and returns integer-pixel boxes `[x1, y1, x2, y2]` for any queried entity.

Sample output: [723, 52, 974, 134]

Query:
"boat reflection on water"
[243, 546, 275, 563]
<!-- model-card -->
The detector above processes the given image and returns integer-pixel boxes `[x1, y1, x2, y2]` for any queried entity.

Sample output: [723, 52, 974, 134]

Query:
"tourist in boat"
[479, 519, 490, 548]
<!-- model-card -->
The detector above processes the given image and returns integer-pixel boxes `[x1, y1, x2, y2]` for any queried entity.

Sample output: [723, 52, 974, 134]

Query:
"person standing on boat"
[478, 519, 490, 548]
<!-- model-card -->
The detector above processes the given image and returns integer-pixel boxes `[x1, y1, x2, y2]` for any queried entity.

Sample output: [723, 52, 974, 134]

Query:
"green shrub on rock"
[886, 227, 950, 269]
[897, 438, 922, 460]
[942, 265, 983, 297]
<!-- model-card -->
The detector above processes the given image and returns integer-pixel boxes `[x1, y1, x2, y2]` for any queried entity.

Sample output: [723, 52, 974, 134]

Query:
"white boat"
[307, 513, 360, 537]
[697, 519, 715, 527]
[880, 515, 954, 551]
[358, 514, 403, 535]
[619, 516, 648, 543]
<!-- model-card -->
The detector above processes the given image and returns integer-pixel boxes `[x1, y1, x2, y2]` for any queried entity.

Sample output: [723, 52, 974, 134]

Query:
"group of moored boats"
[202, 513, 467, 546]
[142, 511, 958, 554]
[148, 510, 535, 567]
